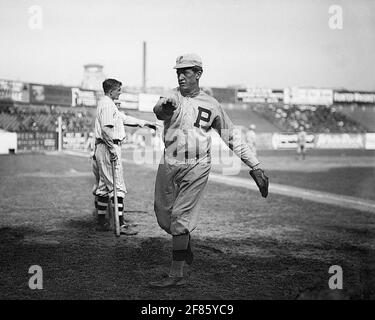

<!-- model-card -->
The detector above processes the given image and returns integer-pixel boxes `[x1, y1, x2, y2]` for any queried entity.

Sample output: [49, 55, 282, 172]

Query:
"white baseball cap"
[174, 53, 203, 69]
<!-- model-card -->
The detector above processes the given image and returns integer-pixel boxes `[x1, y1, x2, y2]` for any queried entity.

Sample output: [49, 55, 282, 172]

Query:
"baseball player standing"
[296, 126, 307, 160]
[94, 78, 156, 235]
[150, 54, 269, 288]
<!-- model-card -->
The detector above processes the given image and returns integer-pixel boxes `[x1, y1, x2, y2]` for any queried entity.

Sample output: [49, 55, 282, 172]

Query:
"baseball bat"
[111, 160, 121, 237]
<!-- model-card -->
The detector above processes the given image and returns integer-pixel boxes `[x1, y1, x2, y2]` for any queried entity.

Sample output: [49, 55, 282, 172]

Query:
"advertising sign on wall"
[63, 132, 88, 150]
[237, 88, 284, 104]
[0, 79, 30, 103]
[30, 84, 72, 106]
[284, 87, 333, 105]
[271, 133, 316, 149]
[17, 132, 57, 151]
[315, 134, 364, 149]
[71, 88, 97, 107]
[333, 91, 375, 104]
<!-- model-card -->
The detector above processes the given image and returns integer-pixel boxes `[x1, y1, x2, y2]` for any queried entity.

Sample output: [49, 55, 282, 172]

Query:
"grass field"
[0, 151, 374, 300]
[211, 149, 375, 201]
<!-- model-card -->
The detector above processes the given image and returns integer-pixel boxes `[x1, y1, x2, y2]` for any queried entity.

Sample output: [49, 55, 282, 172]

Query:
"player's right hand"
[109, 151, 118, 163]
[161, 97, 177, 113]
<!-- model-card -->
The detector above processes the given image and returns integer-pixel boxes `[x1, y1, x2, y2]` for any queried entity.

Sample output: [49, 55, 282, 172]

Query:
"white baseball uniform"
[154, 88, 259, 235]
[94, 96, 146, 200]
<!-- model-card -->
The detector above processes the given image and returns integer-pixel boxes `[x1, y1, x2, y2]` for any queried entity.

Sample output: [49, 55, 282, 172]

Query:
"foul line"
[61, 150, 375, 213]
[209, 173, 375, 214]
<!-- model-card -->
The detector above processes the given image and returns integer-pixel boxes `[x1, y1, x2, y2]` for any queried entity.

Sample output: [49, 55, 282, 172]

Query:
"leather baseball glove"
[161, 97, 177, 116]
[249, 168, 269, 198]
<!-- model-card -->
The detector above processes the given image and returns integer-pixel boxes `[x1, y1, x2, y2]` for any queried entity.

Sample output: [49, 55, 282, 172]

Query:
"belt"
[164, 150, 210, 161]
[96, 138, 122, 146]
[184, 149, 211, 160]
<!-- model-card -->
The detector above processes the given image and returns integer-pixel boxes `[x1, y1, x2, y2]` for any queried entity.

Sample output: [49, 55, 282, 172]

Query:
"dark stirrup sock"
[169, 233, 190, 277]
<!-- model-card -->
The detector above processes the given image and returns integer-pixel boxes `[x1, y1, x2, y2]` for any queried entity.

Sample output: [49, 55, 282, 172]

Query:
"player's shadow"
[1, 223, 372, 299]
[63, 210, 148, 231]
[0, 226, 38, 244]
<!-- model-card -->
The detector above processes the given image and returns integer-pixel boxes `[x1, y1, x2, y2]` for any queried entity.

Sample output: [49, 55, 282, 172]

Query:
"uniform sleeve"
[212, 104, 260, 168]
[99, 99, 115, 127]
[119, 111, 146, 127]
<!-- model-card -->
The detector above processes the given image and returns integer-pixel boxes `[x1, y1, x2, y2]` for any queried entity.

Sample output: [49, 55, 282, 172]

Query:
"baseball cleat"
[123, 222, 139, 227]
[149, 276, 187, 288]
[120, 225, 138, 236]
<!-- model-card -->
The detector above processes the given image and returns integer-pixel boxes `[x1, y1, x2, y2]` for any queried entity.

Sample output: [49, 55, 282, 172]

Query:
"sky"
[0, 0, 374, 90]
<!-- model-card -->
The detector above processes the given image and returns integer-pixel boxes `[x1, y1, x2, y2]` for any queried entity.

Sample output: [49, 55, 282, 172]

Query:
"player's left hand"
[109, 149, 118, 163]
[249, 168, 269, 198]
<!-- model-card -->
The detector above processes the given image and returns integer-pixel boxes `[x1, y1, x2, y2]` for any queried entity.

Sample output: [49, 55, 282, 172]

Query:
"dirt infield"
[0, 152, 374, 299]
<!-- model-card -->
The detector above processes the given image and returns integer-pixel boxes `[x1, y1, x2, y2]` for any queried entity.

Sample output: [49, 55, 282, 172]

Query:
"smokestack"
[142, 41, 146, 93]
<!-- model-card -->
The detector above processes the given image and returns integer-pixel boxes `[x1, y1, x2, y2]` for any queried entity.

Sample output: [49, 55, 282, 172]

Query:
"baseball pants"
[154, 159, 211, 235]
[92, 157, 100, 195]
[95, 143, 127, 199]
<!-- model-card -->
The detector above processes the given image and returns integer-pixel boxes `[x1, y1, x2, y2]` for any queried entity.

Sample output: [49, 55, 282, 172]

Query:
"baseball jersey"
[154, 88, 259, 167]
[95, 95, 146, 142]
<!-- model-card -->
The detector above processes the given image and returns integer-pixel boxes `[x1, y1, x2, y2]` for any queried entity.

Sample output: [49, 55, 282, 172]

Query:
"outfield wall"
[213, 132, 374, 150]
[17, 132, 58, 151]
[7, 132, 375, 153]
[59, 132, 375, 151]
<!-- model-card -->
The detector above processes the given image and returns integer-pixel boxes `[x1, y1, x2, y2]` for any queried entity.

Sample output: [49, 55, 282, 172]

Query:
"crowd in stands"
[252, 104, 368, 133]
[0, 103, 370, 135]
[0, 105, 95, 133]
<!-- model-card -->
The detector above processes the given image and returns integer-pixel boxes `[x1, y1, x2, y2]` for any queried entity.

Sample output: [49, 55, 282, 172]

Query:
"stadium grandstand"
[250, 104, 368, 133]
[0, 105, 95, 133]
[221, 104, 280, 132]
[0, 77, 374, 153]
[337, 104, 375, 132]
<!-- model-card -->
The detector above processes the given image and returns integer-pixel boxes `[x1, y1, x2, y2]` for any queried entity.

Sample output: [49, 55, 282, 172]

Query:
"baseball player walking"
[150, 54, 269, 288]
[94, 78, 156, 235]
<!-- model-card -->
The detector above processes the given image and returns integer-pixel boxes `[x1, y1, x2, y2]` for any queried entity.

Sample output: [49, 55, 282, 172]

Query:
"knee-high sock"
[111, 196, 124, 225]
[96, 196, 108, 215]
[96, 195, 108, 224]
[169, 233, 190, 277]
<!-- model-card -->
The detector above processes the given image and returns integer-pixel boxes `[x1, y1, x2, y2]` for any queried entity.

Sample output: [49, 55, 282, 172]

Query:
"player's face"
[176, 68, 200, 90]
[110, 86, 121, 100]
